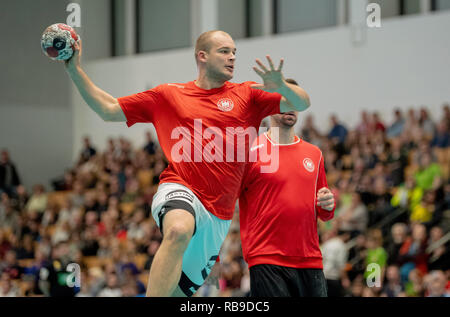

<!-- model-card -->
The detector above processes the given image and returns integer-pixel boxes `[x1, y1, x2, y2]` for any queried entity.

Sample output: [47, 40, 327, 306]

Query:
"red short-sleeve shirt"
[118, 81, 282, 220]
[239, 133, 335, 268]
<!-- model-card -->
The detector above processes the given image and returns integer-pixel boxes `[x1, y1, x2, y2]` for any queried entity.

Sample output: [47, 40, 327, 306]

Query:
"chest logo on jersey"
[217, 98, 234, 112]
[303, 158, 315, 173]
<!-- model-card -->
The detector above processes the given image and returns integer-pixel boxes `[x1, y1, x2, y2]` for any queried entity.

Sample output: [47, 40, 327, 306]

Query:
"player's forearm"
[67, 66, 120, 121]
[278, 82, 311, 112]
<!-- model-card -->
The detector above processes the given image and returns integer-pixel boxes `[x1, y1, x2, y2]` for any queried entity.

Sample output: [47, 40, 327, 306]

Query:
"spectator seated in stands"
[424, 270, 449, 297]
[427, 226, 450, 272]
[337, 192, 368, 237]
[25, 184, 48, 217]
[0, 272, 20, 297]
[398, 223, 429, 283]
[386, 223, 408, 266]
[143, 131, 157, 156]
[404, 268, 425, 297]
[327, 114, 348, 146]
[79, 136, 97, 165]
[381, 265, 405, 297]
[391, 175, 423, 213]
[321, 230, 350, 297]
[418, 108, 436, 140]
[387, 109, 406, 139]
[364, 229, 388, 282]
[0, 150, 22, 198]
[0, 108, 447, 297]
[431, 119, 449, 149]
[414, 152, 442, 191]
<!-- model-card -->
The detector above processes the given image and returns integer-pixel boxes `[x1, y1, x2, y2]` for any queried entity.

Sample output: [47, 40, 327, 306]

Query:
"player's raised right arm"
[64, 41, 126, 122]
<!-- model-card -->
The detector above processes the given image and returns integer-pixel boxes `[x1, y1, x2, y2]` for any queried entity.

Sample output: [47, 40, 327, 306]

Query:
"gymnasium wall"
[0, 0, 111, 190]
[0, 0, 74, 191]
[72, 10, 450, 158]
[1, 1, 449, 190]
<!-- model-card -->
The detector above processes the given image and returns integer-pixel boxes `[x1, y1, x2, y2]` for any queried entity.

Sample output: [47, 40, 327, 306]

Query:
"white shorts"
[151, 182, 231, 296]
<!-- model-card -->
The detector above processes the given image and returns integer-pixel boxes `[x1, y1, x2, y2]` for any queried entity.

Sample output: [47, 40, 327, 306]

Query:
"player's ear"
[197, 50, 208, 63]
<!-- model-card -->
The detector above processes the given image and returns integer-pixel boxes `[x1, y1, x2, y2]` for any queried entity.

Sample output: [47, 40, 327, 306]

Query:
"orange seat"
[134, 254, 148, 271]
[18, 259, 34, 268]
[83, 256, 104, 269]
[138, 271, 149, 286]
[120, 202, 136, 215]
[47, 191, 70, 209]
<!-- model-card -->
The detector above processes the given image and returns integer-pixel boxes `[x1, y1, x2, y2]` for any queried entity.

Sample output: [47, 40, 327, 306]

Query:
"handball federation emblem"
[303, 158, 315, 173]
[217, 98, 234, 112]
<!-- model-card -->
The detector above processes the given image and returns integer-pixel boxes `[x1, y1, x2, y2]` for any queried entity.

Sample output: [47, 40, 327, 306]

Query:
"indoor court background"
[0, 0, 449, 297]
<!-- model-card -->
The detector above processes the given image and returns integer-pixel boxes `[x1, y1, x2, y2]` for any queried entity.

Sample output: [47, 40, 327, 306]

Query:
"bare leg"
[171, 285, 188, 297]
[146, 209, 195, 297]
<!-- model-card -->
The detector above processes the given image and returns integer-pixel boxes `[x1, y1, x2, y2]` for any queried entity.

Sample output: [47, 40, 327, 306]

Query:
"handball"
[41, 23, 79, 61]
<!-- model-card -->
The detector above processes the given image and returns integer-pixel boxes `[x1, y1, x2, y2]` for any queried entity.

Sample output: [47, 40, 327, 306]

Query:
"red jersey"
[239, 133, 335, 269]
[118, 81, 282, 220]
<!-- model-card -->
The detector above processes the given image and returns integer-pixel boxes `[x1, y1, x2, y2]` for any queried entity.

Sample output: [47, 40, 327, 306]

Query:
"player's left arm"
[251, 55, 311, 113]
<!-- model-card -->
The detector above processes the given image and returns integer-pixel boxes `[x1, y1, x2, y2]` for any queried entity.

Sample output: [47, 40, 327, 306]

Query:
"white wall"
[76, 0, 112, 61]
[0, 0, 72, 108]
[218, 0, 247, 39]
[72, 11, 450, 159]
[138, 0, 191, 52]
[0, 103, 73, 191]
[0, 0, 112, 190]
[277, 0, 337, 32]
[0, 0, 75, 191]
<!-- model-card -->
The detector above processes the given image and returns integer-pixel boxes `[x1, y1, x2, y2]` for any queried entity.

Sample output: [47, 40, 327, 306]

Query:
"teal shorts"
[151, 183, 231, 296]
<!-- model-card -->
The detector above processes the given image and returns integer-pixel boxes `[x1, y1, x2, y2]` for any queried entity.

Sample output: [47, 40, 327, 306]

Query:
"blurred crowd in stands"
[0, 104, 449, 297]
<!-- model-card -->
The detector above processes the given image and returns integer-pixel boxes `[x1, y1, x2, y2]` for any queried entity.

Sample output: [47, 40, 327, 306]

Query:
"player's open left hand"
[316, 187, 335, 211]
[251, 55, 285, 93]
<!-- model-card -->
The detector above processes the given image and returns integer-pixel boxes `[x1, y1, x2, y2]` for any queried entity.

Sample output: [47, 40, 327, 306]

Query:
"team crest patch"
[217, 98, 234, 112]
[165, 190, 194, 203]
[303, 158, 315, 173]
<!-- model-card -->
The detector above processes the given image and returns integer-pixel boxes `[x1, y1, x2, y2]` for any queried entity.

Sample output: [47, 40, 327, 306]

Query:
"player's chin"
[222, 71, 233, 81]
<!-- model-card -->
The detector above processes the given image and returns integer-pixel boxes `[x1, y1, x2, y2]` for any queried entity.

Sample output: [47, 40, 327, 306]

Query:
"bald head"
[195, 30, 233, 64]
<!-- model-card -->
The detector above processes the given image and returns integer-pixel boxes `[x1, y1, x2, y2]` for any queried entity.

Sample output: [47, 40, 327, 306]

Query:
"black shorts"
[249, 264, 328, 297]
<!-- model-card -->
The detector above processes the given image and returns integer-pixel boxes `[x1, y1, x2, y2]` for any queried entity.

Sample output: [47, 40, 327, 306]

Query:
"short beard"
[206, 66, 232, 83]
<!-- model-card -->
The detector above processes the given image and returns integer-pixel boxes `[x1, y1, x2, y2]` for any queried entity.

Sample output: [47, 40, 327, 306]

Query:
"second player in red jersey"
[239, 79, 335, 297]
[240, 132, 334, 269]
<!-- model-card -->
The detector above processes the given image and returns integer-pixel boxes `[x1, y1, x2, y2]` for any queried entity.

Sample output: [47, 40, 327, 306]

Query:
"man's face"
[271, 111, 298, 128]
[392, 226, 405, 242]
[203, 33, 236, 82]
[330, 115, 337, 126]
[1, 151, 8, 164]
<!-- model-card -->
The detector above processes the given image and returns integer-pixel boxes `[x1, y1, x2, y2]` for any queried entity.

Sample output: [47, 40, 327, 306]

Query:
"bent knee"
[164, 222, 194, 245]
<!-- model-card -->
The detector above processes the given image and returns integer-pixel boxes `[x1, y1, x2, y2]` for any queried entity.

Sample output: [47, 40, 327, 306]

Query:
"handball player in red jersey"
[239, 79, 335, 297]
[63, 31, 311, 297]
